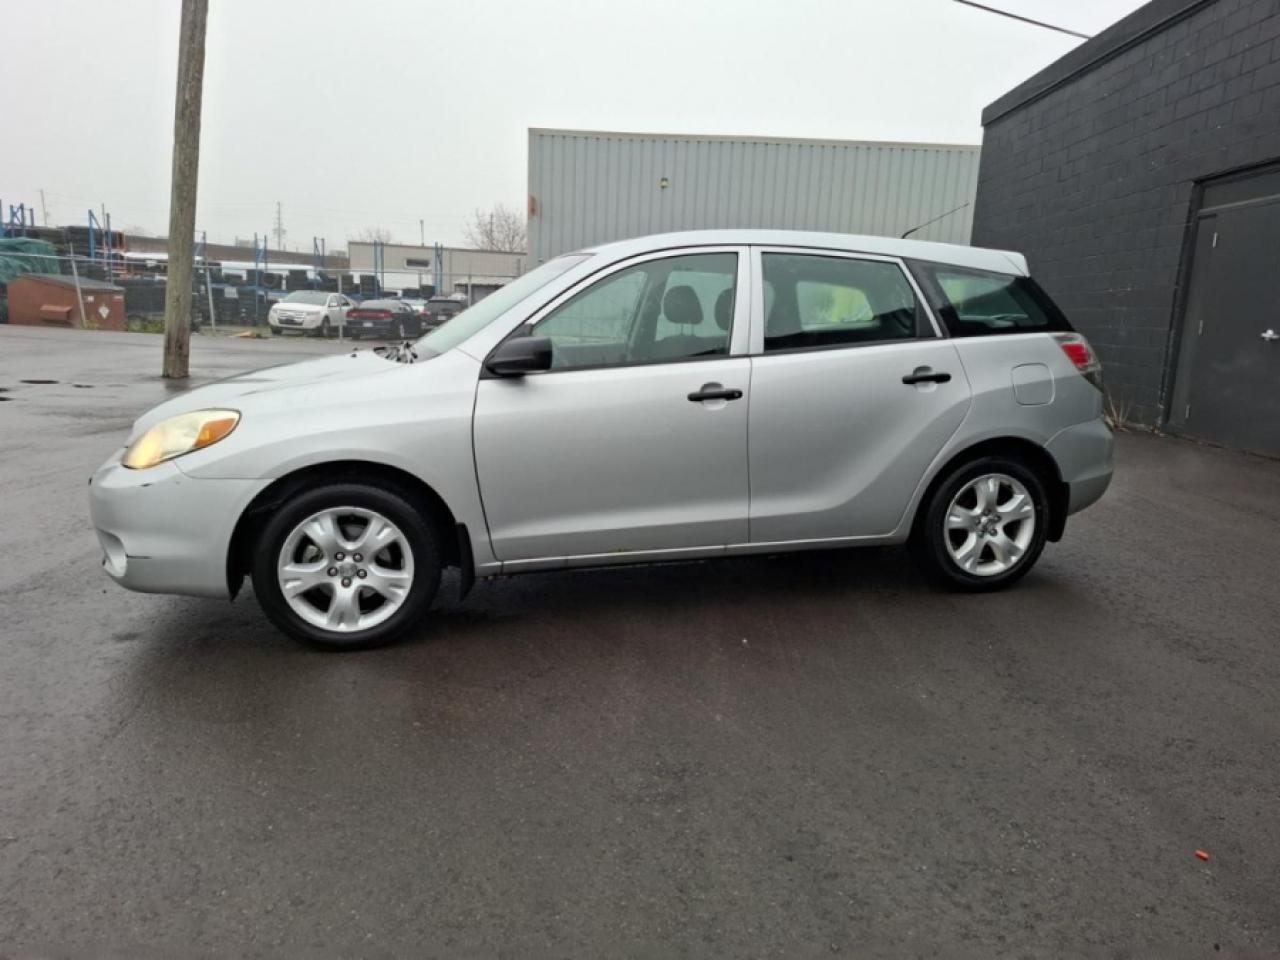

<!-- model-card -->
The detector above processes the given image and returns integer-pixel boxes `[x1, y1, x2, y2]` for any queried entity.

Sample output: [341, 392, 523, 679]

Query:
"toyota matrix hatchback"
[90, 231, 1113, 650]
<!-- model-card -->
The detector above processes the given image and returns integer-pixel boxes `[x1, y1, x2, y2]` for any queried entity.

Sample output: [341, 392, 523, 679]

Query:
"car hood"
[272, 302, 325, 313]
[128, 351, 398, 438]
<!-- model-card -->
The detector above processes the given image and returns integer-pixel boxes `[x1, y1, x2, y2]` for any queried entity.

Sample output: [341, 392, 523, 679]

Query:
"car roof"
[578, 229, 1029, 276]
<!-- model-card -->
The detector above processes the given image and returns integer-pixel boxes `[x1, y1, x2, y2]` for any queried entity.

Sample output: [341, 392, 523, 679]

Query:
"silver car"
[89, 230, 1113, 650]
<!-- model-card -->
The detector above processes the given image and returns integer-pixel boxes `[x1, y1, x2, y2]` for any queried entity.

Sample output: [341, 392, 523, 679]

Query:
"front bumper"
[88, 451, 270, 599]
[269, 312, 323, 331]
[1045, 417, 1114, 515]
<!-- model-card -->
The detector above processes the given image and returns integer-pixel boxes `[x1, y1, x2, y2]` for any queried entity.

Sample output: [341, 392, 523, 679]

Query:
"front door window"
[532, 253, 738, 370]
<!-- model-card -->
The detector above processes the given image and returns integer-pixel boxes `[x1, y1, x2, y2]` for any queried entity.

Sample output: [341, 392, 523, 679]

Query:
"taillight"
[1053, 332, 1103, 390]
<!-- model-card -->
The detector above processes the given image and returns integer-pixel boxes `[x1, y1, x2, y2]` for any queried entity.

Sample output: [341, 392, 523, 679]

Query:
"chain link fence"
[0, 246, 521, 339]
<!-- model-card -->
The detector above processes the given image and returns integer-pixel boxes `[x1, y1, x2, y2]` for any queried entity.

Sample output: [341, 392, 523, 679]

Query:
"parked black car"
[424, 296, 466, 328]
[345, 299, 422, 340]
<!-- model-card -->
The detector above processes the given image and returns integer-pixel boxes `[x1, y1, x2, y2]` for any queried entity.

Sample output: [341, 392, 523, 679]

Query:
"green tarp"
[0, 238, 62, 285]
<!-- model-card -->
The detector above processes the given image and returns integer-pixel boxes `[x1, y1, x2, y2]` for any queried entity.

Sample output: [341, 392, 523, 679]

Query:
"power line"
[953, 0, 1092, 40]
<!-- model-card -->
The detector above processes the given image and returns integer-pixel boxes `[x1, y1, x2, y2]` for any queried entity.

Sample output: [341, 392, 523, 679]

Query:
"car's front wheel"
[251, 482, 441, 649]
[914, 455, 1049, 590]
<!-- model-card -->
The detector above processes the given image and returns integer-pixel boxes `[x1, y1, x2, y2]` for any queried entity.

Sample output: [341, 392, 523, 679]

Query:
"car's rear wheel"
[913, 455, 1049, 590]
[251, 482, 441, 650]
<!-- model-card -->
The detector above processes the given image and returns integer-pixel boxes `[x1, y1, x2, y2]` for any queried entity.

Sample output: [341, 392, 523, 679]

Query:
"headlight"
[122, 409, 240, 469]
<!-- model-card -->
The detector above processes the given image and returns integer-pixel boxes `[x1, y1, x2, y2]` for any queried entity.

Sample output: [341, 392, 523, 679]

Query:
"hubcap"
[944, 473, 1036, 577]
[276, 507, 414, 633]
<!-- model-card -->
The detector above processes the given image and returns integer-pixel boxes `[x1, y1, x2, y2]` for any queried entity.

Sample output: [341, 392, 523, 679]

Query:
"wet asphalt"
[2, 324, 1279, 957]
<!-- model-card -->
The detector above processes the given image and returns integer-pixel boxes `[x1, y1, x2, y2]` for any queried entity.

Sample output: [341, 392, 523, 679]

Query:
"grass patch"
[126, 314, 165, 334]
[1104, 390, 1135, 432]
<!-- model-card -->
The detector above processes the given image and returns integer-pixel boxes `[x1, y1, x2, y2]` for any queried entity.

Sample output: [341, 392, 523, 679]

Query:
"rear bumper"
[88, 452, 270, 599]
[1045, 418, 1114, 515]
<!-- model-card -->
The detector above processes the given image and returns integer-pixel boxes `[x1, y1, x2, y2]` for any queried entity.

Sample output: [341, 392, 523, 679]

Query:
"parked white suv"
[267, 291, 354, 337]
[90, 230, 1113, 650]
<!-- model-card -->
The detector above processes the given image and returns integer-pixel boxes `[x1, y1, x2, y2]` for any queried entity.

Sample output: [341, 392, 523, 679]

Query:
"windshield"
[414, 254, 589, 355]
[282, 291, 329, 305]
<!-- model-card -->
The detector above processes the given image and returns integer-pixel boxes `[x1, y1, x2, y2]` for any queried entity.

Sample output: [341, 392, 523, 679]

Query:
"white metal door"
[474, 359, 751, 561]
[473, 246, 752, 563]
[748, 340, 970, 541]
[745, 246, 971, 542]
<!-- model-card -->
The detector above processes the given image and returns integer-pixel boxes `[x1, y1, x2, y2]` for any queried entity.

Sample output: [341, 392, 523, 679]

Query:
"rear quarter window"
[907, 259, 1072, 337]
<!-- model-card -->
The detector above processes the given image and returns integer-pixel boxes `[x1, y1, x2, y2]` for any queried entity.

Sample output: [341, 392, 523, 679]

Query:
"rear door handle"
[902, 367, 952, 385]
[687, 386, 743, 402]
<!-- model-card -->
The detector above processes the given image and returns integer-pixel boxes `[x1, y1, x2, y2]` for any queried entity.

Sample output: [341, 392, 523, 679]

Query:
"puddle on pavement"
[19, 379, 59, 385]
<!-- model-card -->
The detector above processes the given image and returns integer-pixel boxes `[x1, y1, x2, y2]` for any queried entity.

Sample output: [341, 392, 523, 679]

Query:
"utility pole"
[419, 218, 425, 247]
[162, 0, 208, 379]
[273, 200, 286, 250]
[38, 189, 48, 226]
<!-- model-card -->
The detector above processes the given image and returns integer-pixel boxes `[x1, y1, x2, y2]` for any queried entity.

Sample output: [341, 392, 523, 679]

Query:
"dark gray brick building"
[972, 0, 1280, 456]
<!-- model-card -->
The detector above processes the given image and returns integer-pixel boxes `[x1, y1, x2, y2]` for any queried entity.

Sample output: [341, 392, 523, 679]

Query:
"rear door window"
[908, 260, 1072, 337]
[761, 253, 926, 353]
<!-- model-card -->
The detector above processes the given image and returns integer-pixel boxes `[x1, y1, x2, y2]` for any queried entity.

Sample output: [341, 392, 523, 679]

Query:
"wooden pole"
[161, 0, 208, 379]
[68, 245, 90, 330]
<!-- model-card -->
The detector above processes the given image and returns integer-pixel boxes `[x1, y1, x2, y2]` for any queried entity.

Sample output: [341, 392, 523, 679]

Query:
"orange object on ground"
[1195, 849, 1211, 860]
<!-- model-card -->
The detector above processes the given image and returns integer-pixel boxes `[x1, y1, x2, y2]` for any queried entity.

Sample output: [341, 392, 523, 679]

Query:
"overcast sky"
[2, 0, 1147, 250]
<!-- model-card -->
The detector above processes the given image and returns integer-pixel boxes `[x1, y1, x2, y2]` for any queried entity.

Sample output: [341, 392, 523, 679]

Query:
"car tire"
[318, 318, 332, 339]
[912, 455, 1049, 591]
[396, 320, 406, 340]
[250, 481, 442, 650]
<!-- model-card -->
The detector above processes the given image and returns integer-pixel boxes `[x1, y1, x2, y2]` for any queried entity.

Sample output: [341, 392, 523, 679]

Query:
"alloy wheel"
[276, 506, 415, 632]
[943, 473, 1036, 577]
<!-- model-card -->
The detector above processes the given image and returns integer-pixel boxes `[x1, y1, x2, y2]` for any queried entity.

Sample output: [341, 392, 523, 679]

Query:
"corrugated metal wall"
[528, 129, 981, 261]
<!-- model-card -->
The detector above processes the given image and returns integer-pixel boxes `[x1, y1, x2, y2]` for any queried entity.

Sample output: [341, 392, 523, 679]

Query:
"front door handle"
[902, 367, 952, 385]
[687, 385, 743, 402]
[1262, 328, 1279, 341]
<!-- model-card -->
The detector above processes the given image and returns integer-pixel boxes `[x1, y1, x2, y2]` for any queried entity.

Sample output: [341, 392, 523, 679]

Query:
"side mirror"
[485, 336, 553, 377]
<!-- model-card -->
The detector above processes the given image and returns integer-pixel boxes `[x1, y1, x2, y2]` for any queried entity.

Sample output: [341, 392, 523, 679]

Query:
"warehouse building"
[972, 0, 1280, 458]
[527, 128, 982, 261]
[347, 242, 526, 300]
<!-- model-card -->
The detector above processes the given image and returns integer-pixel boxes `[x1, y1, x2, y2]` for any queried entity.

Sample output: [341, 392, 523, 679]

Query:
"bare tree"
[462, 203, 526, 252]
[354, 226, 393, 244]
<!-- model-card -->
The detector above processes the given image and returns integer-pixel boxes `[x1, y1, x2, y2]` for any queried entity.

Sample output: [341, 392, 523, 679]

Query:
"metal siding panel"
[528, 130, 980, 256]
[839, 148, 859, 237]
[926, 150, 951, 244]
[938, 150, 964, 243]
